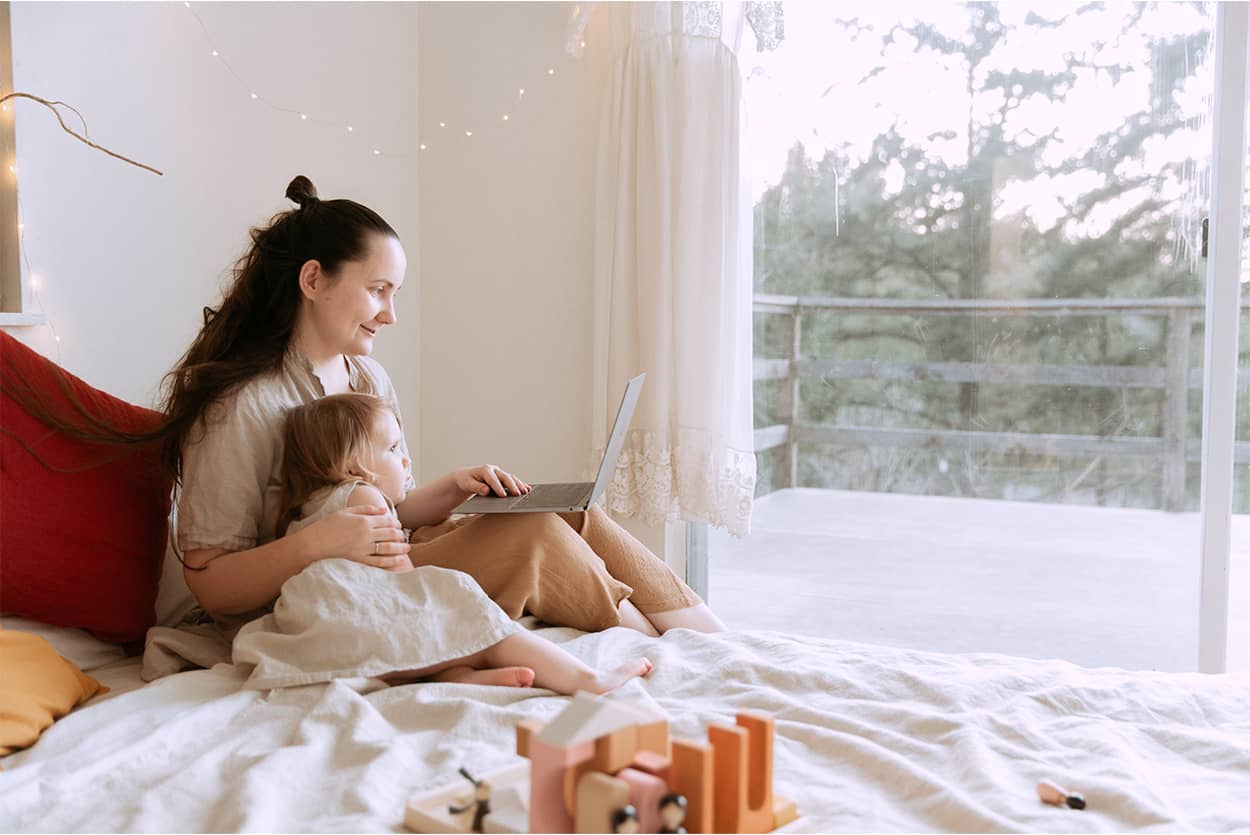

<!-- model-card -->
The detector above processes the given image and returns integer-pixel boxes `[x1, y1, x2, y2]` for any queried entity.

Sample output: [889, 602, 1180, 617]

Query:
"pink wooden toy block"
[616, 766, 668, 833]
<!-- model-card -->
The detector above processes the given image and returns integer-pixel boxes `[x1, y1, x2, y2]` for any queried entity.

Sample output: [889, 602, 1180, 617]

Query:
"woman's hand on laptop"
[455, 464, 532, 498]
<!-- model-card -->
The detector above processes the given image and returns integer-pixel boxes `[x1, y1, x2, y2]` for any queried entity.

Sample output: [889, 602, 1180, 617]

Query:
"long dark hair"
[0, 175, 398, 484]
[158, 175, 397, 481]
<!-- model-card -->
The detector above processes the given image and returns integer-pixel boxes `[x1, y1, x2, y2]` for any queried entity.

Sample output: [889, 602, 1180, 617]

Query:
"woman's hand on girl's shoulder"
[298, 485, 410, 570]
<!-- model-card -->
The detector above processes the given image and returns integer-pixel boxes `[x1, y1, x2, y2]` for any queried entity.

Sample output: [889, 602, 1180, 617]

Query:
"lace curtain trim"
[592, 429, 757, 538]
[566, 1, 785, 57]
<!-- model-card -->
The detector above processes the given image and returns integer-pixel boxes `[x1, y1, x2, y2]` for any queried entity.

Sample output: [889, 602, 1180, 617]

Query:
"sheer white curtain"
[569, 2, 782, 538]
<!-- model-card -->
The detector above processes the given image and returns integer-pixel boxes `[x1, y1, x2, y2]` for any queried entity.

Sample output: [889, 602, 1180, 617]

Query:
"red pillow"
[0, 331, 172, 644]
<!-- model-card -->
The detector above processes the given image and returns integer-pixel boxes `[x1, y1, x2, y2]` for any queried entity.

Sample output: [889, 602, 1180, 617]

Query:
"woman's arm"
[184, 505, 411, 616]
[395, 465, 531, 530]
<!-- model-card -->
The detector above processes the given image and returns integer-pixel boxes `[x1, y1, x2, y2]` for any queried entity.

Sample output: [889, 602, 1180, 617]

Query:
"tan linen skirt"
[408, 504, 702, 632]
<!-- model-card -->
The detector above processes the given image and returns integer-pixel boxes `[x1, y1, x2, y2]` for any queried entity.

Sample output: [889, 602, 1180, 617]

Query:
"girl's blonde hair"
[275, 393, 399, 538]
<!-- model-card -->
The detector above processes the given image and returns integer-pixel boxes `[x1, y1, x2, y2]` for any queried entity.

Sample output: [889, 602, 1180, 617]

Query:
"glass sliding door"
[708, 2, 1238, 672]
[1211, 2, 1250, 674]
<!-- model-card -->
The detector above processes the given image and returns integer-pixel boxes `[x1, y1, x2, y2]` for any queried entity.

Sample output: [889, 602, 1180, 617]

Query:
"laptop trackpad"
[459, 494, 524, 512]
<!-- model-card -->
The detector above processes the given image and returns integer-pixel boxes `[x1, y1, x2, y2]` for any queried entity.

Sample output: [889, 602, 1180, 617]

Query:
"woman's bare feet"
[580, 658, 654, 694]
[429, 665, 536, 688]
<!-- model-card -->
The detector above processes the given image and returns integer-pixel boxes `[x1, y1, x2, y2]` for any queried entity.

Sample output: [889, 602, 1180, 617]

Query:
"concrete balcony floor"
[708, 488, 1250, 673]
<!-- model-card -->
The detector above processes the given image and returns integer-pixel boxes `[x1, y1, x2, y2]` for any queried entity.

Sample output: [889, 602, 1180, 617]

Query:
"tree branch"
[1, 92, 163, 176]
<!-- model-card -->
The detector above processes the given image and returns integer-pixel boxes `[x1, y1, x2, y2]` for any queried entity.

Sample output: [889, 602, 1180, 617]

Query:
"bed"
[3, 335, 1250, 833]
[3, 617, 1250, 833]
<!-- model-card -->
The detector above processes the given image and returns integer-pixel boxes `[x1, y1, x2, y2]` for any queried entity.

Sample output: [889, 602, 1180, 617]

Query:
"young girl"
[275, 392, 653, 693]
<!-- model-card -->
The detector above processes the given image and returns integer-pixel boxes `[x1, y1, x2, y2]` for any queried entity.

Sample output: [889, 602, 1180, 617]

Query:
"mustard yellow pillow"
[0, 626, 107, 756]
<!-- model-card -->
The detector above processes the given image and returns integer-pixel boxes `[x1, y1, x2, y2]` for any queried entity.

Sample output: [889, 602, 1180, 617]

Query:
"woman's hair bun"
[285, 175, 319, 208]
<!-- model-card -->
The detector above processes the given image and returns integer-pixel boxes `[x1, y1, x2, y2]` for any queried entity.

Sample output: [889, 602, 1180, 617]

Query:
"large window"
[709, 2, 1246, 672]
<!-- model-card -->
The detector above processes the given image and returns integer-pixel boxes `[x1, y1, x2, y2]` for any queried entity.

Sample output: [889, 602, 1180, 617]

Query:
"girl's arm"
[395, 465, 531, 530]
[183, 505, 410, 616]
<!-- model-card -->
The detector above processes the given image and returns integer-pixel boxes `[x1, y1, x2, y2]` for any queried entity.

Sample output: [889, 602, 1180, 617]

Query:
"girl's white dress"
[230, 480, 520, 690]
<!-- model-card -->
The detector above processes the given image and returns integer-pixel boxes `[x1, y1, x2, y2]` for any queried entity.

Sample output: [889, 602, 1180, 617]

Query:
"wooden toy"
[515, 718, 544, 759]
[771, 797, 798, 829]
[448, 768, 492, 834]
[529, 692, 668, 833]
[575, 771, 631, 833]
[594, 725, 641, 773]
[658, 793, 688, 834]
[404, 761, 529, 835]
[616, 767, 668, 832]
[406, 693, 799, 834]
[1036, 779, 1086, 810]
[670, 738, 714, 834]
[612, 804, 640, 834]
[630, 750, 672, 785]
[709, 712, 774, 833]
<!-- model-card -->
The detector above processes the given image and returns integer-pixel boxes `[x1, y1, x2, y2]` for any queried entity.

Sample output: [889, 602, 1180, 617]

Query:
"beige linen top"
[176, 348, 415, 554]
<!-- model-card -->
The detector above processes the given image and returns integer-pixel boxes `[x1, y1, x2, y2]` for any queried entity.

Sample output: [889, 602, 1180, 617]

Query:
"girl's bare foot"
[429, 665, 536, 688]
[581, 658, 654, 694]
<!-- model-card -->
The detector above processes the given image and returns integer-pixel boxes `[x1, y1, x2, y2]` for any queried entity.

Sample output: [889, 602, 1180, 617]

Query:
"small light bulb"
[420, 143, 427, 150]
[8, 164, 13, 174]
[547, 68, 555, 76]
[519, 88, 525, 96]
[211, 50, 219, 57]
[373, 149, 381, 155]
[502, 114, 509, 121]
[54, 335, 61, 343]
[581, 40, 586, 48]
[300, 113, 307, 120]
[184, 1, 190, 6]
[29, 273, 41, 290]
[250, 92, 258, 99]
[465, 130, 473, 137]
[439, 121, 446, 128]
[346, 125, 353, 132]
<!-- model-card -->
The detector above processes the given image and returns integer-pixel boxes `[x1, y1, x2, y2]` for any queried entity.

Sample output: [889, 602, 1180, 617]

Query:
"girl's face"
[365, 409, 410, 503]
[302, 234, 407, 357]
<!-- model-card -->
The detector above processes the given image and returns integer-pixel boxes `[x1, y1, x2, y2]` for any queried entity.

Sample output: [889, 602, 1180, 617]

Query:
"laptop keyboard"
[513, 482, 591, 508]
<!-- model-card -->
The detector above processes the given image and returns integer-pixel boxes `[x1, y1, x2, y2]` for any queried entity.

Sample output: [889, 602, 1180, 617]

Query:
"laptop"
[453, 373, 646, 514]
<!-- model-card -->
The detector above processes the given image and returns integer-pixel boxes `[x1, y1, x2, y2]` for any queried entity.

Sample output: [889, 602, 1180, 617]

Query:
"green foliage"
[749, 2, 1250, 510]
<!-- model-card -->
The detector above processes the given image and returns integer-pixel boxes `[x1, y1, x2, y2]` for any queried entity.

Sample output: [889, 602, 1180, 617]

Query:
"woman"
[170, 175, 724, 637]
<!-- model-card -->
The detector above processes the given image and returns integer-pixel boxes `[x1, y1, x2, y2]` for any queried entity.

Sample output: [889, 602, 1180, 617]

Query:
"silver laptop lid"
[588, 373, 646, 506]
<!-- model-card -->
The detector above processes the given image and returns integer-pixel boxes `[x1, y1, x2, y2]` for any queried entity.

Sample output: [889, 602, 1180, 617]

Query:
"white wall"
[416, 1, 599, 486]
[6, 0, 422, 470]
[8, 1, 672, 558]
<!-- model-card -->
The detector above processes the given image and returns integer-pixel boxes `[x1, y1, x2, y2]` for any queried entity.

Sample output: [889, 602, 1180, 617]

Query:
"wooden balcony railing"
[752, 294, 1250, 511]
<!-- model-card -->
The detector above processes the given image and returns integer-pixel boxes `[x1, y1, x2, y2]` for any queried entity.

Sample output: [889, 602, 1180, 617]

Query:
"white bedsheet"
[2, 626, 1250, 833]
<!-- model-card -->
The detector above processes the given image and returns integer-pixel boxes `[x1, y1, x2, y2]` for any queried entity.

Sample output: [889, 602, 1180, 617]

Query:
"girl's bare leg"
[378, 647, 509, 687]
[481, 632, 652, 695]
[380, 633, 652, 695]
[428, 666, 536, 687]
[644, 603, 727, 634]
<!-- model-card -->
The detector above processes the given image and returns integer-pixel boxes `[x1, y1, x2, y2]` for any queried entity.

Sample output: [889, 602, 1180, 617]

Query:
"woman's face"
[302, 234, 407, 357]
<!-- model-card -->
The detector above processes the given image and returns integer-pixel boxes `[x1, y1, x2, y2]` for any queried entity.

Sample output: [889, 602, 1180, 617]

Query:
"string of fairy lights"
[180, 0, 571, 155]
[7, 1, 574, 356]
[2, 94, 64, 363]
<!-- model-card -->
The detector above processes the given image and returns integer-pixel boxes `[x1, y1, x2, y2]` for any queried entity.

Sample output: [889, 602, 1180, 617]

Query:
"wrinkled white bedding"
[3, 625, 1250, 833]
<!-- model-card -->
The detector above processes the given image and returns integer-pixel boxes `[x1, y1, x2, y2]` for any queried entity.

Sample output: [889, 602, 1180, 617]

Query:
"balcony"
[708, 296, 1250, 672]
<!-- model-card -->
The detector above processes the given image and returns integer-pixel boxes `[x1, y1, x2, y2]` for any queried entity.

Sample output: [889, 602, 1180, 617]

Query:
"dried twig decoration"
[1, 91, 163, 176]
